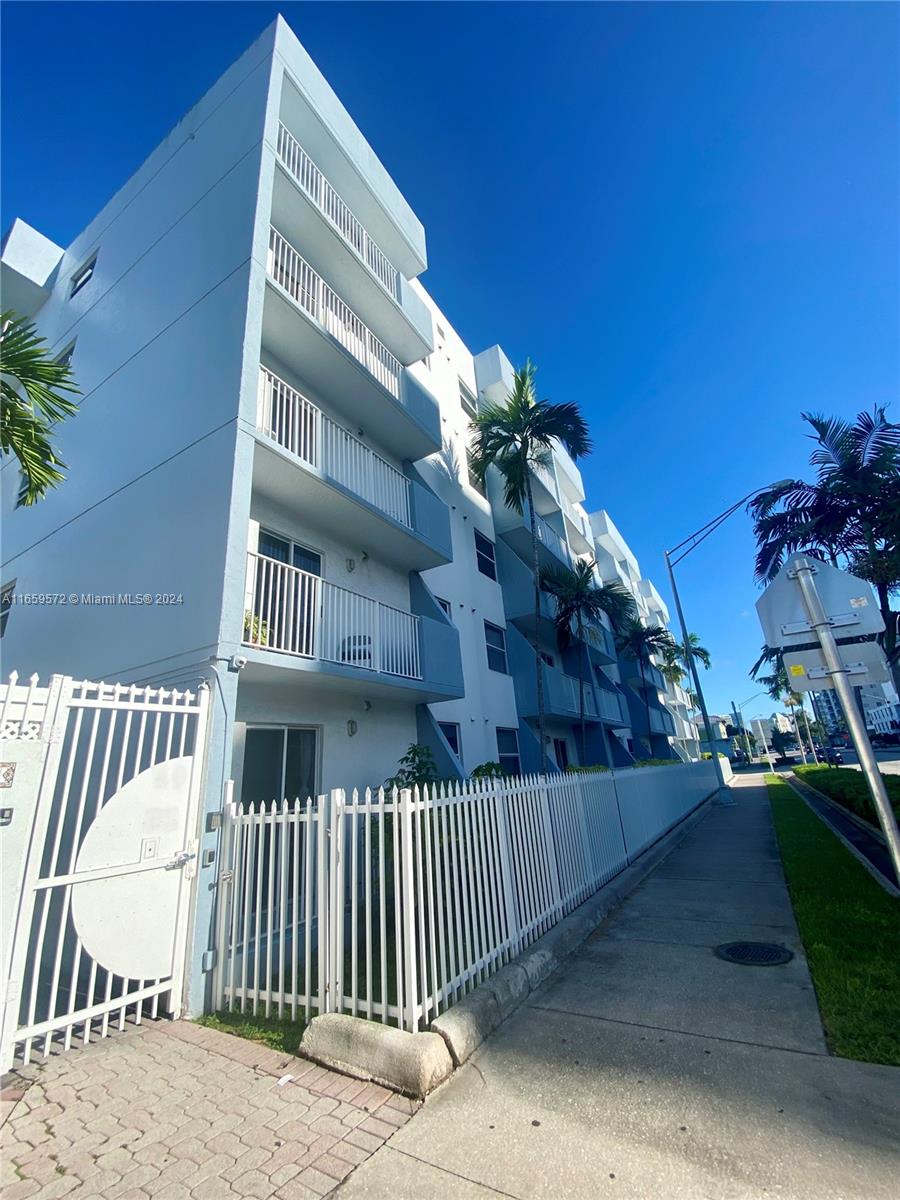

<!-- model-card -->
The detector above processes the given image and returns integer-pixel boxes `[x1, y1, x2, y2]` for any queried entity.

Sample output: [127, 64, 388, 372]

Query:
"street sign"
[756, 555, 884, 650]
[782, 641, 890, 691]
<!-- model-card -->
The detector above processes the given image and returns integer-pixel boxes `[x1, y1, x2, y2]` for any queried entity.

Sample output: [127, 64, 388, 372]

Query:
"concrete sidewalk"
[338, 774, 900, 1199]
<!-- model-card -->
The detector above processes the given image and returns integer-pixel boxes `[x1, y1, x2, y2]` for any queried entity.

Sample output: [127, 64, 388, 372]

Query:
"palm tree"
[662, 632, 711, 684]
[470, 361, 591, 772]
[749, 407, 900, 692]
[615, 620, 677, 757]
[540, 559, 636, 763]
[1, 310, 79, 504]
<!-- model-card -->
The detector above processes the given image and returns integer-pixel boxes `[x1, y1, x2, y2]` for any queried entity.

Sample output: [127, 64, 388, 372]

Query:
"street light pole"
[664, 480, 793, 804]
[665, 550, 730, 804]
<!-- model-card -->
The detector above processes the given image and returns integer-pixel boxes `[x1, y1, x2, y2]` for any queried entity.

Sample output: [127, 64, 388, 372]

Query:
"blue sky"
[3, 2, 897, 721]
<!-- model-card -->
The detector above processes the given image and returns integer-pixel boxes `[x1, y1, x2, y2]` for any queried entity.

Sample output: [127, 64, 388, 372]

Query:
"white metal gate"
[0, 674, 209, 1070]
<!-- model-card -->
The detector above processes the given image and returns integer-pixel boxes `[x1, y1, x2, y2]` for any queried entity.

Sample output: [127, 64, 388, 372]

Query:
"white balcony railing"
[277, 124, 400, 301]
[244, 552, 421, 679]
[558, 671, 598, 717]
[535, 511, 571, 566]
[596, 688, 625, 724]
[257, 367, 411, 527]
[268, 227, 402, 400]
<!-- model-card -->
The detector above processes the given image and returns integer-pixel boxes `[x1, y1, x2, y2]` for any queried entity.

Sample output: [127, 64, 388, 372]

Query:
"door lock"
[165, 850, 196, 871]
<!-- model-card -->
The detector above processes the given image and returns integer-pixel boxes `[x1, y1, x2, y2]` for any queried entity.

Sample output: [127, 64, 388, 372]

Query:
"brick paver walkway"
[1, 1020, 419, 1199]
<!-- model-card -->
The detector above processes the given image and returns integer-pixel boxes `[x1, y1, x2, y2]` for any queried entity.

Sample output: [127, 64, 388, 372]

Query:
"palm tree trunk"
[641, 648, 652, 758]
[525, 473, 547, 773]
[578, 613, 586, 765]
[872, 577, 900, 699]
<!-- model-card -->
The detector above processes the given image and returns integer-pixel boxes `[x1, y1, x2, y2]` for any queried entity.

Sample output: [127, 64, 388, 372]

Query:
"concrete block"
[484, 964, 530, 1020]
[300, 1014, 452, 1100]
[517, 945, 559, 991]
[430, 988, 501, 1066]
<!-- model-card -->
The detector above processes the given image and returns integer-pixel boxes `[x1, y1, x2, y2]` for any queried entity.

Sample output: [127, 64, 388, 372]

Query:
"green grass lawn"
[767, 774, 900, 1066]
[195, 1008, 307, 1056]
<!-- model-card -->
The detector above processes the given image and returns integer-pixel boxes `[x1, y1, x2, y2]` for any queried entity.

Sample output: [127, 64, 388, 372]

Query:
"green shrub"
[469, 761, 505, 780]
[633, 757, 685, 768]
[566, 764, 610, 774]
[793, 765, 900, 826]
[384, 743, 439, 790]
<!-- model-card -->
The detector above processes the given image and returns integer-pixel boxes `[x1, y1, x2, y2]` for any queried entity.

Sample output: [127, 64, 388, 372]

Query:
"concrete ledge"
[300, 1013, 453, 1099]
[430, 795, 714, 1069]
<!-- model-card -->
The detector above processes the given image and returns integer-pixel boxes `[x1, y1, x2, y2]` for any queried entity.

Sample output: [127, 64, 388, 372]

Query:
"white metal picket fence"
[0, 674, 210, 1070]
[213, 760, 718, 1032]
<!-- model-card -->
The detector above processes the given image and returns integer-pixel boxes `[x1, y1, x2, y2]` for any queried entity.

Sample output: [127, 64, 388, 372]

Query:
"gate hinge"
[218, 870, 234, 885]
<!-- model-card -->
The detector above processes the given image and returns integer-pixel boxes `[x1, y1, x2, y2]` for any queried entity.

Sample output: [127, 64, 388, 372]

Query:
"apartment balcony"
[272, 124, 432, 365]
[497, 541, 616, 662]
[621, 658, 666, 693]
[515, 662, 601, 724]
[241, 552, 463, 703]
[561, 496, 594, 556]
[253, 367, 450, 571]
[592, 675, 631, 725]
[496, 505, 572, 574]
[264, 226, 440, 460]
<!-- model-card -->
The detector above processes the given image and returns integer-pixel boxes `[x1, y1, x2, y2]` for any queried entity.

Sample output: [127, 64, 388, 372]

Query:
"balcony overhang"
[262, 281, 440, 461]
[1, 219, 63, 318]
[271, 165, 433, 366]
[251, 436, 450, 571]
[278, 73, 426, 280]
[237, 649, 461, 704]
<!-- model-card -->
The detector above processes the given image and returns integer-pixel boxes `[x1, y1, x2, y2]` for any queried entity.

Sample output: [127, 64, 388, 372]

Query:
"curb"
[787, 771, 887, 846]
[300, 795, 715, 1097]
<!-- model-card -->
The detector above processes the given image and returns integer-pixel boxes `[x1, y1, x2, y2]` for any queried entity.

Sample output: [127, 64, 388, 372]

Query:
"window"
[259, 529, 322, 575]
[69, 254, 97, 298]
[55, 341, 76, 368]
[438, 722, 461, 757]
[435, 596, 452, 621]
[484, 621, 508, 673]
[0, 580, 15, 639]
[553, 738, 570, 771]
[459, 379, 478, 418]
[15, 472, 28, 509]
[467, 451, 486, 498]
[496, 728, 520, 777]
[240, 726, 318, 808]
[474, 529, 496, 579]
[540, 650, 554, 667]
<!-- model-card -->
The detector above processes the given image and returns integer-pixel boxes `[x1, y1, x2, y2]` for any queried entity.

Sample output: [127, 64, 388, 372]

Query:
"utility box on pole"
[755, 554, 900, 882]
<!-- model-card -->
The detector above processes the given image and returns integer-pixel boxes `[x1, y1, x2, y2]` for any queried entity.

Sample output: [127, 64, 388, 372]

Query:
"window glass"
[241, 727, 284, 807]
[467, 451, 487, 498]
[484, 621, 508, 673]
[474, 529, 496, 579]
[553, 738, 570, 770]
[435, 596, 452, 620]
[459, 380, 478, 418]
[496, 727, 521, 777]
[70, 255, 97, 297]
[438, 722, 461, 756]
[241, 726, 318, 808]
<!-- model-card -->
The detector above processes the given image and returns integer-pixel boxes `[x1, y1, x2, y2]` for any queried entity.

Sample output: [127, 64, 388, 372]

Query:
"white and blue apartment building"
[1, 16, 699, 813]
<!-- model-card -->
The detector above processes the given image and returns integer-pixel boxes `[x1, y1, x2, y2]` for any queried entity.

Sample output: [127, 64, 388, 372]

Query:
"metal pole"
[800, 695, 819, 764]
[789, 704, 808, 764]
[791, 556, 900, 880]
[754, 719, 775, 771]
[665, 551, 731, 804]
[736, 702, 755, 762]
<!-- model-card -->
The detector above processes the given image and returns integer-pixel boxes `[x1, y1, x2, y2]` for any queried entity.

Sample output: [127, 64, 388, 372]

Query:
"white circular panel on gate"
[71, 757, 194, 981]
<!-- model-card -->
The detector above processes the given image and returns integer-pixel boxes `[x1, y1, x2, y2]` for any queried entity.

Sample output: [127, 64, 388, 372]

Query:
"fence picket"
[211, 760, 718, 1033]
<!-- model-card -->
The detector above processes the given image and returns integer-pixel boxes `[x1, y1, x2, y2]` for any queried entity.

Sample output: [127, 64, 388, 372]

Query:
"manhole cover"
[714, 941, 793, 966]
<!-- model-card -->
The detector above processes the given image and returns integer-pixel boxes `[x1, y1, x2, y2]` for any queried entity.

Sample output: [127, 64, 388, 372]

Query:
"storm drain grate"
[714, 941, 794, 967]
